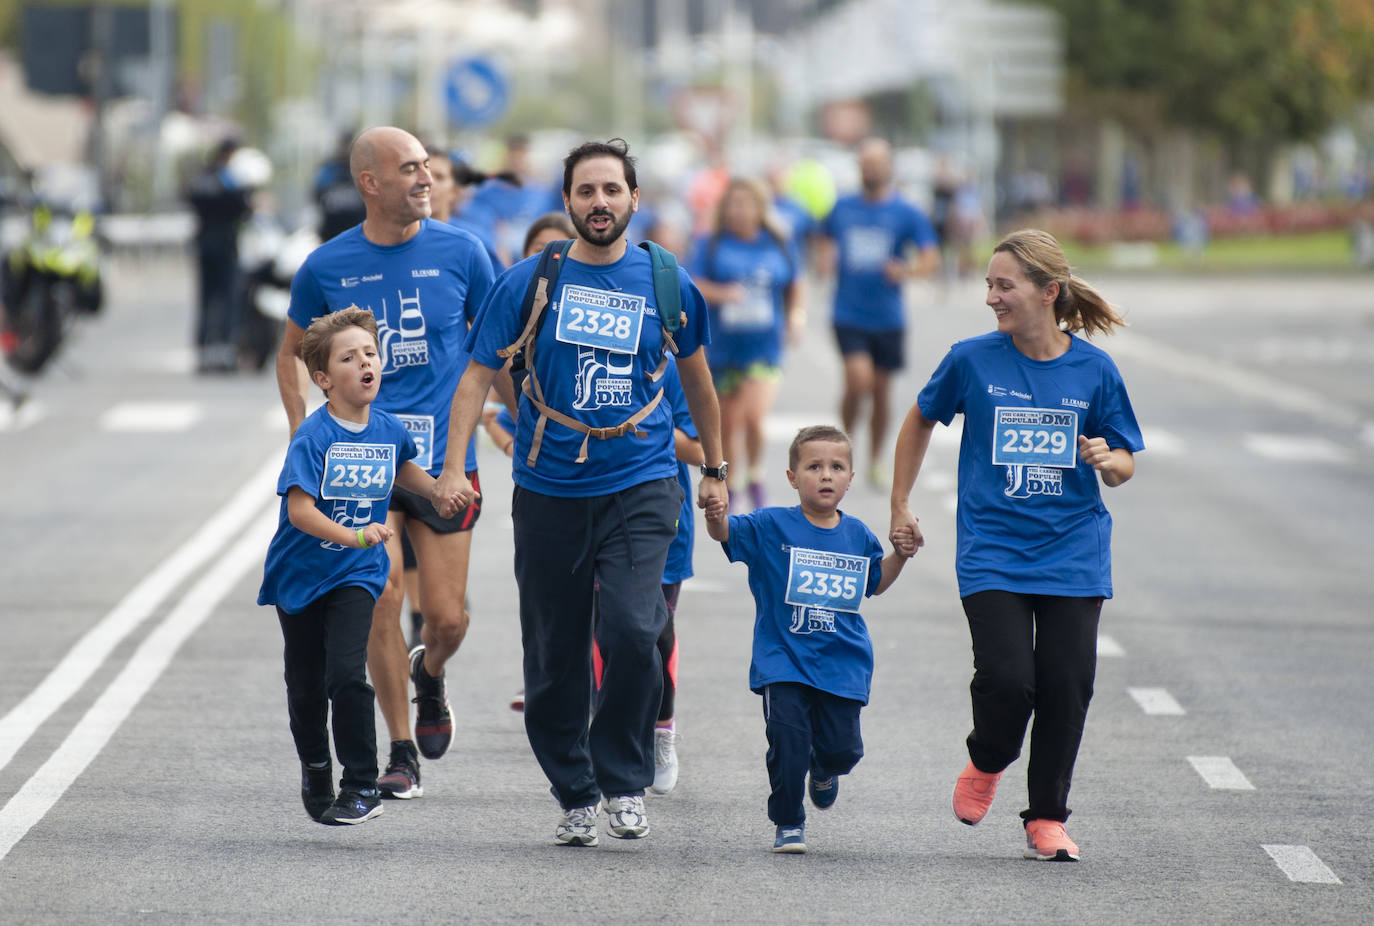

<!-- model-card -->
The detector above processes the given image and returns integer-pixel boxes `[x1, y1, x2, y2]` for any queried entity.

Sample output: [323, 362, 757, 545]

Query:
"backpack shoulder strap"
[638, 239, 684, 335]
[498, 238, 573, 362]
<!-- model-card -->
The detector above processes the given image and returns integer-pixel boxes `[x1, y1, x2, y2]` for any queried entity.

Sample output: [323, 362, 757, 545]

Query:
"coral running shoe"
[952, 760, 1002, 825]
[1024, 819, 1080, 862]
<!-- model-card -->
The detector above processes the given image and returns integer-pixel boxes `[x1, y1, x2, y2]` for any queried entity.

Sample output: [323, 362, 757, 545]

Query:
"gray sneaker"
[603, 794, 650, 839]
[555, 804, 599, 847]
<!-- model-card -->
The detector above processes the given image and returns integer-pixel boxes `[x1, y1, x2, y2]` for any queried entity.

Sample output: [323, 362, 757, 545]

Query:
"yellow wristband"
[356, 528, 369, 549]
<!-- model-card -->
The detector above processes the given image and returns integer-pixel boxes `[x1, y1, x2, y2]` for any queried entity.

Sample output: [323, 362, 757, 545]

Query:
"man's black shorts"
[389, 470, 482, 534]
[833, 324, 905, 371]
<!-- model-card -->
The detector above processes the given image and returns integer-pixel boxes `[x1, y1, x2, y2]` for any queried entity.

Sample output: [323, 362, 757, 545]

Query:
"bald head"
[349, 126, 421, 188]
[858, 138, 893, 196]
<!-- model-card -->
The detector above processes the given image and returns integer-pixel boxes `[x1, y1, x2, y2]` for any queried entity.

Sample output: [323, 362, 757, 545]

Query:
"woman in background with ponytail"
[888, 228, 1143, 862]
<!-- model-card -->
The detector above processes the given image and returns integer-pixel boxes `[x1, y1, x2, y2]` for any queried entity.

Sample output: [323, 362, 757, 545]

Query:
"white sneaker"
[554, 804, 599, 847]
[602, 794, 650, 839]
[650, 726, 680, 794]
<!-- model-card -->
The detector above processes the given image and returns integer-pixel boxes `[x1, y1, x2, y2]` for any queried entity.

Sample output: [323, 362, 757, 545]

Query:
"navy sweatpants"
[762, 682, 865, 827]
[512, 476, 680, 810]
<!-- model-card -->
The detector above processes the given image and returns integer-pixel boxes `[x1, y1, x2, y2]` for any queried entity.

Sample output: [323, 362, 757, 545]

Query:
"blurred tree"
[1049, 0, 1374, 145]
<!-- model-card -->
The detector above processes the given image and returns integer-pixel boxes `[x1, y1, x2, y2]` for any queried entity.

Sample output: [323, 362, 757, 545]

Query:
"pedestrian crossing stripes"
[1262, 845, 1342, 884]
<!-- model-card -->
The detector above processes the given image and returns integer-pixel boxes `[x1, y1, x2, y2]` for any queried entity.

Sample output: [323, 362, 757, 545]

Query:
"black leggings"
[961, 590, 1102, 823]
[276, 585, 378, 790]
[656, 582, 680, 722]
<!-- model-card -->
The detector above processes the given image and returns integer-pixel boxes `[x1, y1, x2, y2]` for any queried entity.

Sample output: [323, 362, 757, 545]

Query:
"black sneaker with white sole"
[319, 787, 384, 825]
[409, 644, 453, 760]
[376, 740, 423, 799]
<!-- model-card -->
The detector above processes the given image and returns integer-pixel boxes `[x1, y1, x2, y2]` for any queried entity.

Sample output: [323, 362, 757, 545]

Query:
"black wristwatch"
[700, 461, 729, 481]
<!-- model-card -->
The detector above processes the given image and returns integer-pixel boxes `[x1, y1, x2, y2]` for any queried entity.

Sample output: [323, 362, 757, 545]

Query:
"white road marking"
[0, 454, 280, 777]
[1096, 634, 1125, 657]
[1262, 845, 1342, 884]
[1243, 433, 1354, 465]
[1111, 330, 1366, 431]
[0, 399, 44, 431]
[1127, 687, 1186, 715]
[1140, 427, 1185, 456]
[1187, 756, 1256, 790]
[0, 505, 277, 862]
[99, 400, 202, 432]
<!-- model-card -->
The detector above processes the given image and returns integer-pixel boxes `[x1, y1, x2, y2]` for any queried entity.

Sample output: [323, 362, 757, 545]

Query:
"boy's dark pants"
[763, 681, 864, 827]
[276, 585, 378, 791]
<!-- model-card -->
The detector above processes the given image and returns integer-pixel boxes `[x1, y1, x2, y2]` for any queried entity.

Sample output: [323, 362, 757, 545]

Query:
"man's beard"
[570, 206, 632, 246]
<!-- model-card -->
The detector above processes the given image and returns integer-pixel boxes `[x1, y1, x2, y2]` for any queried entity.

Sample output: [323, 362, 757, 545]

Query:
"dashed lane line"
[1096, 634, 1125, 657]
[99, 400, 202, 432]
[1127, 686, 1186, 715]
[0, 505, 278, 862]
[1242, 433, 1355, 465]
[1187, 756, 1256, 790]
[1262, 845, 1342, 884]
[0, 453, 280, 777]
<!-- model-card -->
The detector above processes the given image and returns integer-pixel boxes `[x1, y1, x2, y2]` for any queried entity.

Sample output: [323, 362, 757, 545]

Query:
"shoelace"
[654, 730, 680, 765]
[565, 805, 598, 827]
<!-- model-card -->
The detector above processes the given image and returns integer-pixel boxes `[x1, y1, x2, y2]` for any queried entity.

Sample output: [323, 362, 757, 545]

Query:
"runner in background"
[816, 138, 938, 487]
[689, 177, 804, 511]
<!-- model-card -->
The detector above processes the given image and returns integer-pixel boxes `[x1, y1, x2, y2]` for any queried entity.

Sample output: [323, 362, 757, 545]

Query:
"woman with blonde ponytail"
[888, 228, 1144, 862]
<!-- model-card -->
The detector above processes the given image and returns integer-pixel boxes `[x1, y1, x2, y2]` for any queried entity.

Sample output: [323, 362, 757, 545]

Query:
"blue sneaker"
[808, 769, 838, 810]
[773, 824, 806, 854]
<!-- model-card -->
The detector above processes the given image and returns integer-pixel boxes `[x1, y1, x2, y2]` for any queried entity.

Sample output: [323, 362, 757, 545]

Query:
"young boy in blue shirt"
[704, 425, 916, 852]
[258, 307, 438, 825]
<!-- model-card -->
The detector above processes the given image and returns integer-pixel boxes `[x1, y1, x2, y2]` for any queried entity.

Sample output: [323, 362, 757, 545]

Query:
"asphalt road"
[1, 254, 1370, 925]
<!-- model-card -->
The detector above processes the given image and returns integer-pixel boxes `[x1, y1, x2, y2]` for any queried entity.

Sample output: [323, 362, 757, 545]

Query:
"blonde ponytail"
[994, 229, 1127, 338]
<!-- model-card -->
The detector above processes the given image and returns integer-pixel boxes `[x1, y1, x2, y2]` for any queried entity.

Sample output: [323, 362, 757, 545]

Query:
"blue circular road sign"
[443, 56, 509, 127]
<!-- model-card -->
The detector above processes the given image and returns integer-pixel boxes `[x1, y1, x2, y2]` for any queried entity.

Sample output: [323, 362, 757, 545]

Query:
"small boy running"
[704, 425, 915, 853]
[258, 307, 439, 825]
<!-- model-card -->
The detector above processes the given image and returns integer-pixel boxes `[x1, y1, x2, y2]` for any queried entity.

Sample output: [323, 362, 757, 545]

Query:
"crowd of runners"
[257, 126, 1142, 860]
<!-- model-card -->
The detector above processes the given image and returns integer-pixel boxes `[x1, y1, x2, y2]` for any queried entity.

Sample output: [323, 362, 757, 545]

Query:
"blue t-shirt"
[917, 331, 1145, 598]
[688, 231, 800, 370]
[465, 244, 711, 498]
[773, 194, 816, 243]
[258, 406, 418, 613]
[288, 219, 494, 475]
[822, 193, 936, 331]
[662, 358, 697, 585]
[450, 212, 506, 273]
[722, 506, 884, 703]
[466, 178, 563, 263]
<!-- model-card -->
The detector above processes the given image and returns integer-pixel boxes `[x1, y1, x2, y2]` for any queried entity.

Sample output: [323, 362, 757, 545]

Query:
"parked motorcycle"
[237, 211, 318, 371]
[1, 202, 104, 374]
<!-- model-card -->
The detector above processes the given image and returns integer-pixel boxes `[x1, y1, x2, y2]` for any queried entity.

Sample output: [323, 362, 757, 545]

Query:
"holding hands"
[431, 469, 480, 520]
[888, 504, 925, 559]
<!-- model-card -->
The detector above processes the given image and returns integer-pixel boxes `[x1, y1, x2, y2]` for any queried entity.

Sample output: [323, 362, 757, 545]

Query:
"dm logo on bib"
[373, 288, 429, 372]
[788, 606, 838, 635]
[573, 345, 634, 410]
[1004, 464, 1064, 499]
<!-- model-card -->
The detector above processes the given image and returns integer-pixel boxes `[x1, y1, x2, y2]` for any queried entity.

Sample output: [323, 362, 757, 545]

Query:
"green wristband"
[356, 528, 369, 549]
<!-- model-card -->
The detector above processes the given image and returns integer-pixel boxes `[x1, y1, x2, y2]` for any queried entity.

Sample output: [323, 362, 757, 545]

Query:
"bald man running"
[277, 126, 495, 800]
